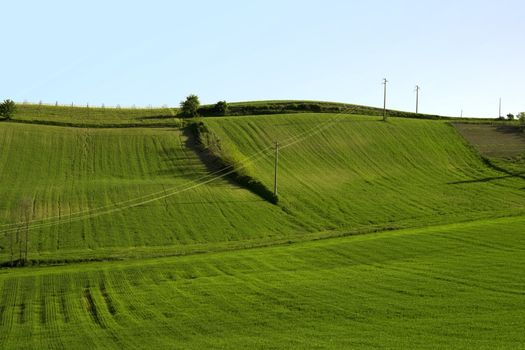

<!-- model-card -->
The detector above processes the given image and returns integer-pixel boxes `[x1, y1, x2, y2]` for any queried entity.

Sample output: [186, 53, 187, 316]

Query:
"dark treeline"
[197, 101, 447, 120]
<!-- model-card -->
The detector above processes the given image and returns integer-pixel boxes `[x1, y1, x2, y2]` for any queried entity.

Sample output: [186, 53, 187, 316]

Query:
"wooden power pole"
[273, 142, 279, 197]
[382, 78, 388, 121]
[415, 85, 420, 114]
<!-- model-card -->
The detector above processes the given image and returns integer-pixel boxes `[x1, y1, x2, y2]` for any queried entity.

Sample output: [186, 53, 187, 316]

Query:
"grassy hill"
[0, 103, 524, 348]
[0, 123, 301, 264]
[204, 114, 525, 230]
[1, 113, 524, 264]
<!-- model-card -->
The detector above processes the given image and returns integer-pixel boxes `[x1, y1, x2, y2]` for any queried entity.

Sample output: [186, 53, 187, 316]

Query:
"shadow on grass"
[138, 115, 177, 121]
[449, 156, 525, 186]
[495, 125, 525, 135]
[171, 199, 265, 205]
[182, 125, 278, 204]
[153, 127, 272, 199]
[449, 173, 525, 185]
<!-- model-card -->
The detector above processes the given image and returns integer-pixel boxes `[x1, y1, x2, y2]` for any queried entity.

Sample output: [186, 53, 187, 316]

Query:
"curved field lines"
[0, 216, 524, 348]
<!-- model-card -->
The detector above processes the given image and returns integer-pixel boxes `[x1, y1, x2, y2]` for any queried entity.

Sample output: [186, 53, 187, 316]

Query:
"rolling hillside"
[0, 123, 301, 263]
[0, 104, 524, 348]
[1, 112, 524, 264]
[205, 114, 525, 230]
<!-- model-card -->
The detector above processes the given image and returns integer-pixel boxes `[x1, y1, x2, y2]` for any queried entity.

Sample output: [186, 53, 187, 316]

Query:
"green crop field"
[0, 103, 524, 348]
[10, 104, 181, 127]
[0, 216, 524, 349]
[0, 123, 302, 263]
[204, 114, 525, 229]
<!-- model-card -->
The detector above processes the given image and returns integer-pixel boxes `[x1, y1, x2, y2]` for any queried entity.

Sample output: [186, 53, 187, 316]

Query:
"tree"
[180, 94, 200, 118]
[507, 113, 515, 121]
[214, 101, 229, 116]
[0, 99, 16, 120]
[518, 112, 525, 125]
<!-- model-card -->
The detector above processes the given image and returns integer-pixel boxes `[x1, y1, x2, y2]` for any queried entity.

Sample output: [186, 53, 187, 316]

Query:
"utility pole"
[273, 142, 279, 197]
[499, 98, 502, 118]
[382, 78, 388, 121]
[415, 85, 420, 114]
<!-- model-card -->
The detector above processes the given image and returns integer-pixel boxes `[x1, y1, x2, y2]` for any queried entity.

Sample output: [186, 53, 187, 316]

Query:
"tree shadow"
[154, 128, 264, 195]
[180, 126, 278, 204]
[169, 199, 264, 205]
[495, 125, 525, 136]
[449, 156, 525, 186]
[137, 115, 176, 121]
[448, 173, 525, 185]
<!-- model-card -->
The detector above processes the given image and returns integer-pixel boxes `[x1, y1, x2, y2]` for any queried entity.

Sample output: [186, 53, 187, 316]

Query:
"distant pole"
[273, 141, 279, 197]
[461, 109, 463, 118]
[499, 98, 502, 118]
[382, 78, 388, 121]
[415, 85, 420, 114]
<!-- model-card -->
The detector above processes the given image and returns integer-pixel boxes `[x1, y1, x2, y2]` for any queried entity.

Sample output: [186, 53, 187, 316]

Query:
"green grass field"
[205, 114, 525, 230]
[1, 104, 524, 348]
[0, 123, 304, 263]
[0, 215, 524, 349]
[9, 104, 181, 127]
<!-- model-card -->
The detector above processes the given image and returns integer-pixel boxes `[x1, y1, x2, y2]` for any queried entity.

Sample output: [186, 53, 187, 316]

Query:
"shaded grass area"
[187, 122, 278, 204]
[0, 216, 524, 349]
[454, 123, 525, 158]
[454, 122, 525, 178]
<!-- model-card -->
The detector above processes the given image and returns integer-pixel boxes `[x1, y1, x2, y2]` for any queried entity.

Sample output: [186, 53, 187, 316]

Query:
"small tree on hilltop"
[518, 112, 525, 126]
[180, 94, 200, 118]
[507, 113, 515, 121]
[0, 99, 16, 120]
[214, 101, 229, 116]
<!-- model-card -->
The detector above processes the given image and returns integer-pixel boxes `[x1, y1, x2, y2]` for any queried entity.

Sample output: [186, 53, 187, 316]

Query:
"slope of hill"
[1, 112, 525, 264]
[0, 123, 301, 264]
[204, 114, 525, 231]
[1, 105, 525, 348]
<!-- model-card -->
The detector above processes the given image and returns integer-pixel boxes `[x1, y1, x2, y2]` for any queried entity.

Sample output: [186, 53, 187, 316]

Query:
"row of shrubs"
[179, 95, 447, 120]
[189, 121, 278, 204]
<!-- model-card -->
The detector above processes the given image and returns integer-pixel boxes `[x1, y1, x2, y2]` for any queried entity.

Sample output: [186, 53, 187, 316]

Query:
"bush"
[180, 94, 200, 118]
[214, 101, 229, 116]
[0, 99, 16, 120]
[518, 112, 525, 125]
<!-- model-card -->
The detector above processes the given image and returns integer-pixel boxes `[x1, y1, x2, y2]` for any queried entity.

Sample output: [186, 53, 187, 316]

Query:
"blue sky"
[1, 0, 524, 118]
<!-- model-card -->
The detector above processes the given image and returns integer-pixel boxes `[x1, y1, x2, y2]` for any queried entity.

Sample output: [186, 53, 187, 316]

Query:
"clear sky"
[1, 0, 524, 118]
